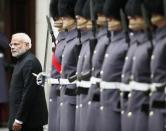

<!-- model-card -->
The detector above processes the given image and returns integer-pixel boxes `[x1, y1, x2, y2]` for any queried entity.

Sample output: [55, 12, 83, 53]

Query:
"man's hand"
[12, 121, 22, 131]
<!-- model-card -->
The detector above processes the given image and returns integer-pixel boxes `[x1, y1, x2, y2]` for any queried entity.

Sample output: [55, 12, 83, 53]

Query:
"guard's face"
[54, 17, 63, 30]
[86, 20, 92, 30]
[97, 14, 107, 26]
[128, 16, 144, 31]
[62, 16, 75, 30]
[151, 14, 166, 27]
[10, 36, 29, 57]
[107, 18, 121, 31]
[76, 15, 88, 29]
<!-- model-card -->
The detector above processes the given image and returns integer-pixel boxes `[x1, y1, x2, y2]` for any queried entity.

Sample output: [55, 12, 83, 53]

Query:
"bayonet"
[141, 3, 153, 45]
[46, 15, 56, 44]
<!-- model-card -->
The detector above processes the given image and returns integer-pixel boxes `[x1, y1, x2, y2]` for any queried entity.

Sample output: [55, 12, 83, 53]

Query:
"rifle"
[163, 0, 166, 19]
[68, 28, 82, 83]
[106, 20, 111, 43]
[119, 8, 130, 112]
[90, 0, 97, 39]
[141, 3, 154, 58]
[46, 16, 56, 45]
[32, 16, 58, 86]
[68, 29, 82, 82]
[120, 9, 130, 46]
[141, 4, 153, 46]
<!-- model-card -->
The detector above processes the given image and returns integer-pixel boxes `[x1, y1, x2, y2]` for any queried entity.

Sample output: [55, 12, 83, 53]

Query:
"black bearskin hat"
[82, 0, 91, 19]
[103, 0, 128, 19]
[125, 0, 144, 16]
[75, 0, 87, 16]
[95, 0, 106, 14]
[144, 0, 164, 15]
[58, 0, 77, 18]
[49, 0, 59, 20]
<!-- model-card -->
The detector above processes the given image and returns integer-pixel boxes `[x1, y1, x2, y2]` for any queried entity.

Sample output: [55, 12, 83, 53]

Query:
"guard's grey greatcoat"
[123, 31, 152, 131]
[75, 30, 92, 131]
[86, 27, 109, 131]
[75, 30, 87, 131]
[48, 31, 67, 131]
[60, 28, 80, 131]
[148, 26, 166, 131]
[121, 33, 137, 131]
[99, 30, 128, 131]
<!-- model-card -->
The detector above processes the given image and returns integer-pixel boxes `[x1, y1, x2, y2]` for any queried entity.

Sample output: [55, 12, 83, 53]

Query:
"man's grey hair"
[12, 33, 32, 49]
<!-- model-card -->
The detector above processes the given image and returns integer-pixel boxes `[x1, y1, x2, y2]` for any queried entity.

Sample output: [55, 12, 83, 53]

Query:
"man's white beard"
[12, 48, 28, 58]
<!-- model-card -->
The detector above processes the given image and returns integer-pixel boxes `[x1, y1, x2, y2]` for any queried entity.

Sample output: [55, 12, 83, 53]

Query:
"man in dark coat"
[8, 33, 48, 131]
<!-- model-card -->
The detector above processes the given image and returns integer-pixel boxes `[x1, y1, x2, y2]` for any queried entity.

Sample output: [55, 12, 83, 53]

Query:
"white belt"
[59, 78, 76, 85]
[49, 78, 59, 84]
[90, 77, 101, 84]
[77, 80, 91, 88]
[48, 78, 76, 85]
[130, 81, 150, 91]
[100, 81, 121, 90]
[120, 83, 131, 91]
[150, 83, 166, 92]
[0, 53, 4, 58]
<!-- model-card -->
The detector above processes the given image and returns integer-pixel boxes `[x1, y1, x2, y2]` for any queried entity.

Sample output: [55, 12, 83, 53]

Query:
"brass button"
[88, 101, 92, 105]
[149, 111, 154, 116]
[128, 112, 132, 117]
[100, 106, 104, 111]
[60, 102, 63, 106]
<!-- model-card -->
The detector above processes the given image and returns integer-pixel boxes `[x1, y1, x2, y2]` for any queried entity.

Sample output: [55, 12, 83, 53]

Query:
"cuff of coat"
[15, 119, 23, 124]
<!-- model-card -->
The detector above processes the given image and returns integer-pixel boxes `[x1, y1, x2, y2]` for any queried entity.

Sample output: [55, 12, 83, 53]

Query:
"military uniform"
[143, 0, 166, 130]
[76, 29, 93, 131]
[74, 0, 98, 130]
[97, 0, 129, 130]
[74, 0, 88, 130]
[122, 0, 153, 130]
[48, 31, 67, 131]
[57, 0, 79, 130]
[48, 0, 67, 130]
[99, 30, 128, 131]
[148, 25, 166, 131]
[121, 32, 152, 131]
[86, 27, 109, 131]
[121, 33, 137, 131]
[59, 27, 81, 131]
[77, 0, 109, 130]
